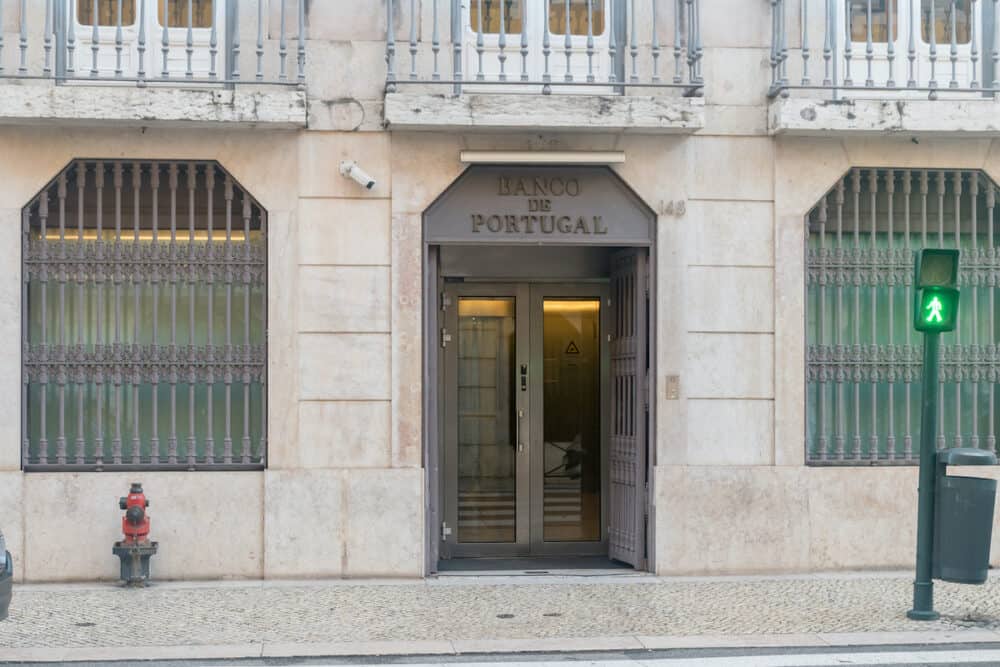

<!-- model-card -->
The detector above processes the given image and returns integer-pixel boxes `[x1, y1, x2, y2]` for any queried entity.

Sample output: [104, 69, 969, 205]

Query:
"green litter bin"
[933, 448, 998, 584]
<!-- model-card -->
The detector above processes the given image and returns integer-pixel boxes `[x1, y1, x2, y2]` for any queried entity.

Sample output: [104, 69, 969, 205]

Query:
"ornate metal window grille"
[22, 160, 267, 471]
[807, 168, 1000, 465]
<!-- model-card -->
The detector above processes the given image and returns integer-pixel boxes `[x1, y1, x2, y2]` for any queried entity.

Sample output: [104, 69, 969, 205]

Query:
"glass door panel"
[541, 298, 602, 542]
[528, 284, 608, 557]
[456, 297, 518, 544]
[442, 283, 608, 560]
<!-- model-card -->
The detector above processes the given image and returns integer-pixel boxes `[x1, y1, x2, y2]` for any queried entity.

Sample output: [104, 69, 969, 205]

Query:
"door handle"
[516, 408, 525, 453]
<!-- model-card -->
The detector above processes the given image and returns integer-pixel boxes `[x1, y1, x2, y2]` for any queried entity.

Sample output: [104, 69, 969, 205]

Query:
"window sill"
[0, 80, 307, 129]
[770, 95, 1000, 137]
[384, 92, 705, 134]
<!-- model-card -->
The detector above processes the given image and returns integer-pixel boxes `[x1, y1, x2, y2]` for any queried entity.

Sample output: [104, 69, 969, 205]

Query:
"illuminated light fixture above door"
[459, 151, 626, 165]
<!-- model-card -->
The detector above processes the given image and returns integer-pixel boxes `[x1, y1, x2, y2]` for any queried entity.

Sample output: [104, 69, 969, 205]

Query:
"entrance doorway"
[421, 165, 656, 574]
[441, 283, 608, 558]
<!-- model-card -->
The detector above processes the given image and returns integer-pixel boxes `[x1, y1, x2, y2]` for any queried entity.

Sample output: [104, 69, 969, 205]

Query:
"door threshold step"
[436, 556, 633, 574]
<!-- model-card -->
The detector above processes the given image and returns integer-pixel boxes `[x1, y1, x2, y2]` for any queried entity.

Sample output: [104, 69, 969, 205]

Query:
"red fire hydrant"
[112, 483, 158, 586]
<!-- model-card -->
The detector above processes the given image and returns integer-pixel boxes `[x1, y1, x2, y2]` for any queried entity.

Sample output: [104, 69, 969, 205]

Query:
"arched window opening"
[22, 160, 267, 471]
[806, 168, 1000, 464]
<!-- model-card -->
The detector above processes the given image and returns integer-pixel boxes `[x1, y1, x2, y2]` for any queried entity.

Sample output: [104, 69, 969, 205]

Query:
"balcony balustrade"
[768, 0, 1000, 135]
[385, 0, 703, 96]
[0, 0, 304, 85]
[769, 0, 998, 99]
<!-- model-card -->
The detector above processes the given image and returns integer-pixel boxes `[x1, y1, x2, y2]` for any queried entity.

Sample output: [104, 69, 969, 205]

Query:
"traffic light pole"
[908, 330, 941, 621]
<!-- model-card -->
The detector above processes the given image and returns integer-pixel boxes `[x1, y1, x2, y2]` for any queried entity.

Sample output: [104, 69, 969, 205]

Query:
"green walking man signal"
[924, 296, 944, 323]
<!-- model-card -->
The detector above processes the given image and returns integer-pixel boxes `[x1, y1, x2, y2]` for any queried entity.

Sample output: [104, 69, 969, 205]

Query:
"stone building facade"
[4, 0, 1000, 581]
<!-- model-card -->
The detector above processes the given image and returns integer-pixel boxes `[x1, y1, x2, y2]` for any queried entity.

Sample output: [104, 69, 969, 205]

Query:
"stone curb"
[3, 630, 1000, 664]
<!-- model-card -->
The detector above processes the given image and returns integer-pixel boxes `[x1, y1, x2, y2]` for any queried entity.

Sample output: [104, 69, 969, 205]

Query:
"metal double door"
[440, 282, 610, 558]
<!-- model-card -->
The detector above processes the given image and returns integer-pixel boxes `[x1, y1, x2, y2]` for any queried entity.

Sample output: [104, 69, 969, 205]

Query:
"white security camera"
[339, 161, 376, 190]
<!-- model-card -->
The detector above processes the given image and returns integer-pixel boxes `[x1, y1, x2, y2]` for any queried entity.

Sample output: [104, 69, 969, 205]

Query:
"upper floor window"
[76, 0, 138, 26]
[549, 0, 607, 35]
[69, 0, 223, 79]
[463, 0, 612, 84]
[805, 168, 1000, 464]
[155, 0, 215, 27]
[921, 0, 972, 44]
[22, 160, 267, 471]
[848, 0, 971, 44]
[848, 0, 897, 43]
[76, 0, 213, 28]
[468, 0, 607, 36]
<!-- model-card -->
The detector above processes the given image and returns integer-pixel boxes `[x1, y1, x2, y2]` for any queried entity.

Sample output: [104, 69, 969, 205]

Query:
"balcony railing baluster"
[565, 0, 574, 82]
[929, 0, 938, 90]
[230, 0, 239, 80]
[410, 0, 418, 80]
[18, 0, 27, 75]
[696, 0, 703, 80]
[908, 0, 916, 86]
[587, 0, 596, 83]
[950, 0, 959, 88]
[886, 0, 895, 87]
[520, 0, 529, 81]
[475, 0, 484, 80]
[89, 0, 98, 77]
[629, 0, 637, 83]
[192, 0, 200, 80]
[972, 0, 980, 87]
[67, 0, 76, 75]
[673, 0, 682, 83]
[44, 0, 52, 75]
[138, 0, 147, 82]
[451, 0, 463, 93]
[278, 0, 287, 80]
[499, 0, 508, 81]
[543, 0, 552, 91]
[650, 0, 659, 83]
[297, 0, 306, 82]
[387, 0, 398, 90]
[254, 0, 263, 81]
[161, 0, 169, 78]
[865, 0, 874, 87]
[115, 0, 124, 77]
[823, 0, 833, 86]
[993, 0, 999, 89]
[779, 0, 787, 86]
[209, 0, 217, 79]
[691, 0, 703, 83]
[434, 0, 443, 80]
[801, 0, 810, 85]
[843, 0, 853, 85]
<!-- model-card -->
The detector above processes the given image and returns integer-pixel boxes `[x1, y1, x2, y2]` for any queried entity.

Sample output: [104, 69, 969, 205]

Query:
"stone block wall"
[7, 2, 1000, 582]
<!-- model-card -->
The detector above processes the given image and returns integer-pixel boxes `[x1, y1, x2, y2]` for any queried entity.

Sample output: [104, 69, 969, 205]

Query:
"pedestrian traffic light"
[913, 249, 960, 333]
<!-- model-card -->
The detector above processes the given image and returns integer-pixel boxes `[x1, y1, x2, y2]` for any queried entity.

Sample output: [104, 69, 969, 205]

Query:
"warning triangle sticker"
[565, 341, 581, 355]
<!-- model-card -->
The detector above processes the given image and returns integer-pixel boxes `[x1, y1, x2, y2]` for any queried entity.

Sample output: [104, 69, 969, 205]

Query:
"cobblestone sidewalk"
[2, 573, 1000, 651]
